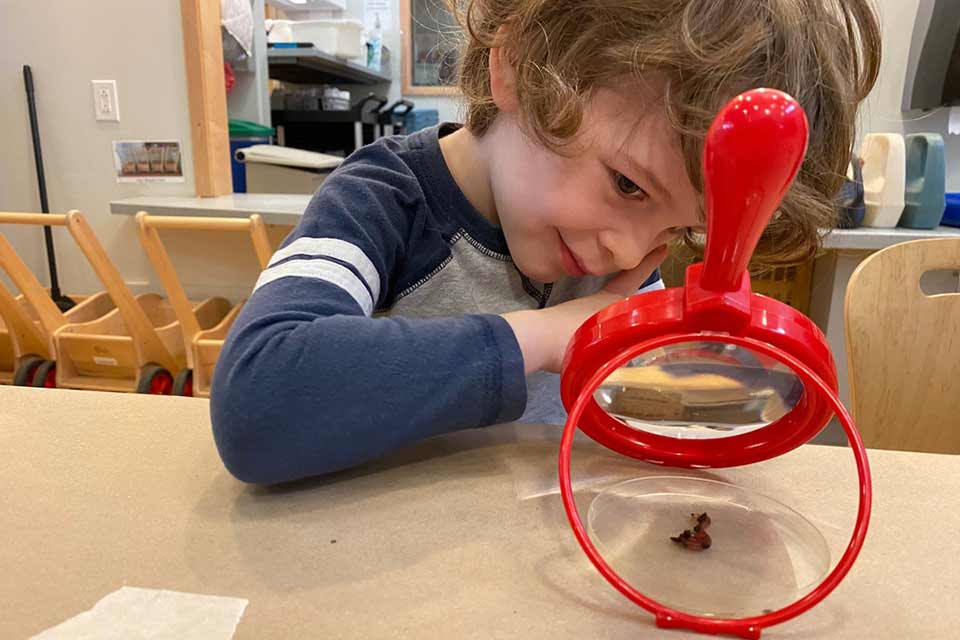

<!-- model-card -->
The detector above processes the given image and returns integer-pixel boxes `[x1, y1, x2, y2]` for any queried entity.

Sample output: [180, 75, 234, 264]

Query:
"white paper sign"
[113, 140, 185, 183]
[949, 106, 960, 136]
[364, 0, 393, 31]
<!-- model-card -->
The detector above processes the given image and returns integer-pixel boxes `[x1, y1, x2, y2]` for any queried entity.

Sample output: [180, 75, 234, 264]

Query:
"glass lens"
[593, 341, 803, 439]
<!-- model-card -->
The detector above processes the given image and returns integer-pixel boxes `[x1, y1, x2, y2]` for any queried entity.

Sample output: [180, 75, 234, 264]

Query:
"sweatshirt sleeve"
[209, 151, 527, 484]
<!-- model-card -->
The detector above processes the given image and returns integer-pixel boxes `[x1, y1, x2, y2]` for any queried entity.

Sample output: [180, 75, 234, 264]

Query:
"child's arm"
[210, 155, 526, 484]
[502, 246, 667, 375]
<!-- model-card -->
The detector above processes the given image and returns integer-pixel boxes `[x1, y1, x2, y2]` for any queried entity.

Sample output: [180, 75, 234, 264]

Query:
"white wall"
[858, 0, 960, 190]
[0, 0, 273, 303]
[0, 0, 195, 296]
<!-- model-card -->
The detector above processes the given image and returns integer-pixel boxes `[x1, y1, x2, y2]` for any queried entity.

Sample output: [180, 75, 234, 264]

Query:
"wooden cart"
[137, 212, 273, 397]
[0, 211, 230, 394]
[0, 284, 45, 385]
[0, 229, 116, 387]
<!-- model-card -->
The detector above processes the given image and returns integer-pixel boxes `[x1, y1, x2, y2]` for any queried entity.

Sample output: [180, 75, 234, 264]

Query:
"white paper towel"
[30, 587, 248, 640]
[221, 0, 254, 57]
[235, 144, 344, 170]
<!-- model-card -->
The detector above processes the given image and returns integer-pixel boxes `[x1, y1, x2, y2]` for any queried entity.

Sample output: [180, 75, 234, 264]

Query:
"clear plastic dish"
[587, 475, 830, 619]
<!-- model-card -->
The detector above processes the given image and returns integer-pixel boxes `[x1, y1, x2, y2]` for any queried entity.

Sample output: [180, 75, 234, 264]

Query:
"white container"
[266, 19, 294, 44]
[237, 144, 343, 195]
[860, 133, 907, 228]
[322, 87, 351, 111]
[268, 19, 364, 60]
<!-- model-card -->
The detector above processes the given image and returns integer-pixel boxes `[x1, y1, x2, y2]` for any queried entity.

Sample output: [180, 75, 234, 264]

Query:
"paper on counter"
[949, 107, 960, 135]
[30, 587, 248, 640]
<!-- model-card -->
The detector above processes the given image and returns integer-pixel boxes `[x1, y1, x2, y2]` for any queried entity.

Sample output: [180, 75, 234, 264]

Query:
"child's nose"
[599, 231, 650, 271]
[601, 226, 677, 271]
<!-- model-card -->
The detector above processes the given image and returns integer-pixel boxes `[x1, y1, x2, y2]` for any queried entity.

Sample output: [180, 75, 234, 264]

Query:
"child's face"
[488, 86, 703, 283]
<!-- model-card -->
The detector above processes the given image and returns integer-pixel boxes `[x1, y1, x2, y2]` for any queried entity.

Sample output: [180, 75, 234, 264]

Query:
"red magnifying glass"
[558, 89, 871, 639]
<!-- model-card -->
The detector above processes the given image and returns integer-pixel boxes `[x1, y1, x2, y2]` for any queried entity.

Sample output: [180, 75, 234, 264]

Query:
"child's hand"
[503, 245, 668, 374]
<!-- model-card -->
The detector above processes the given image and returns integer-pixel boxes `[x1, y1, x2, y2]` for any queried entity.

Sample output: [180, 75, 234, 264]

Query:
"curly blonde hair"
[448, 0, 882, 267]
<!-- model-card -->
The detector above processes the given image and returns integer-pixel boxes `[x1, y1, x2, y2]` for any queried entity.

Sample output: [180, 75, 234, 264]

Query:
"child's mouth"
[559, 237, 588, 277]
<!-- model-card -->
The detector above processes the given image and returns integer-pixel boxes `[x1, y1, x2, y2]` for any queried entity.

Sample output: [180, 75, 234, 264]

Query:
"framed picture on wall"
[401, 0, 461, 95]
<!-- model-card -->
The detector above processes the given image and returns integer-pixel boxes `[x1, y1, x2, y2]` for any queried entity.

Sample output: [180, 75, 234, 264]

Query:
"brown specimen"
[671, 512, 712, 551]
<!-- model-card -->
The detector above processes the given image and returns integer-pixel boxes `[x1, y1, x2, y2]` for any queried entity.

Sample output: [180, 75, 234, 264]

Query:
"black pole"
[23, 65, 73, 312]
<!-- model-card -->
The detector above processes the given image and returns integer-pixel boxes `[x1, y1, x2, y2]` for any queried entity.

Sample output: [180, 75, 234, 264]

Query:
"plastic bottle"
[367, 13, 383, 72]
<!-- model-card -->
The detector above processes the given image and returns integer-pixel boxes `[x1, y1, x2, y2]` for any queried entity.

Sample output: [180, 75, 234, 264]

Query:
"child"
[211, 0, 881, 484]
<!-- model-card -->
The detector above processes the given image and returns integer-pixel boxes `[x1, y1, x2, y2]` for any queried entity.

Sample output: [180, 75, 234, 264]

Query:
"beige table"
[1, 386, 957, 639]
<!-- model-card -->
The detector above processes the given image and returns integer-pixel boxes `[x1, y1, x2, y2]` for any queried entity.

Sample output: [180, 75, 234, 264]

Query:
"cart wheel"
[136, 365, 173, 395]
[13, 356, 45, 386]
[30, 360, 57, 388]
[173, 369, 194, 397]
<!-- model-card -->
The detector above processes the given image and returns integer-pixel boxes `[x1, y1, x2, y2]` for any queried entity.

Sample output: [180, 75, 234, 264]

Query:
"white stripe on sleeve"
[269, 238, 381, 304]
[254, 258, 375, 316]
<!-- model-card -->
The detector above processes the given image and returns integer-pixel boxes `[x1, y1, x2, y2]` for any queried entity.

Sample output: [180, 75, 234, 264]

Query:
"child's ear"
[489, 44, 518, 113]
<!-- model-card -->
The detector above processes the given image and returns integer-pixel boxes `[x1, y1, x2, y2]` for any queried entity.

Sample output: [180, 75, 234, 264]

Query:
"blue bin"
[944, 193, 960, 228]
[837, 156, 865, 229]
[404, 109, 439, 133]
[230, 136, 272, 193]
[229, 120, 275, 193]
[900, 133, 946, 229]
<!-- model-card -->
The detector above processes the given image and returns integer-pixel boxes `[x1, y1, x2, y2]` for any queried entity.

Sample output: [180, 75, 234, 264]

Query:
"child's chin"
[517, 262, 562, 283]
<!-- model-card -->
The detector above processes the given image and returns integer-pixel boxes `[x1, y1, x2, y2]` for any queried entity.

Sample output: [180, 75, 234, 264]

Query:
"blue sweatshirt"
[210, 124, 662, 484]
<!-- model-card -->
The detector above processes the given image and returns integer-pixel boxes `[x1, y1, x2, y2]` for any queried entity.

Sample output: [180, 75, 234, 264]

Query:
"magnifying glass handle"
[700, 89, 809, 293]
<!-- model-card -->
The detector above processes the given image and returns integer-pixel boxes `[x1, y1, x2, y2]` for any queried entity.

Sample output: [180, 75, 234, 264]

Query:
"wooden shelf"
[267, 48, 390, 85]
[821, 225, 960, 250]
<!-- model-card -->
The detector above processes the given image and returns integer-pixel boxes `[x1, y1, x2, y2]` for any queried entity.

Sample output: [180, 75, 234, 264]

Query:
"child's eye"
[612, 171, 649, 200]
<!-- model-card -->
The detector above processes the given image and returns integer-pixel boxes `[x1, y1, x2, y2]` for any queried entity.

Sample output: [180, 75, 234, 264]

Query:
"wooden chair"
[845, 238, 960, 453]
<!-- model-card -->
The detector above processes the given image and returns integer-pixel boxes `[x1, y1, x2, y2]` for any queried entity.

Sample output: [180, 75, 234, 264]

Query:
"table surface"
[110, 195, 960, 250]
[2, 385, 957, 639]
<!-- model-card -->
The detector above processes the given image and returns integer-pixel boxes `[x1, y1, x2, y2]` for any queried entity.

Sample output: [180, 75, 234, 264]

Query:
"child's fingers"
[602, 245, 668, 297]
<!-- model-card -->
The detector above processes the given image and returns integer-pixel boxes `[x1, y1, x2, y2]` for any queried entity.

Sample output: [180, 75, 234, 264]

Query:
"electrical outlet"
[92, 80, 120, 122]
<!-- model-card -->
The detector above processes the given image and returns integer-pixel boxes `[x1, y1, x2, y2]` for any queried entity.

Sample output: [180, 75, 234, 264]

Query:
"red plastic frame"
[560, 277, 838, 468]
[558, 333, 872, 639]
[561, 88, 833, 469]
[556, 89, 871, 636]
